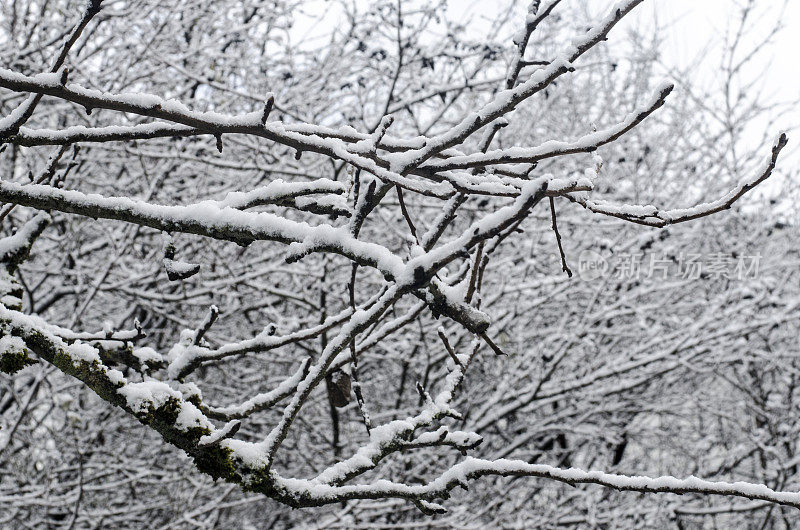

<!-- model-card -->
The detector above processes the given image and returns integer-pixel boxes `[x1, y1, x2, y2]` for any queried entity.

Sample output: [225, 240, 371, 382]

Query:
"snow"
[0, 179, 407, 285]
[165, 340, 201, 379]
[221, 438, 269, 467]
[199, 420, 240, 446]
[294, 194, 351, 215]
[118, 381, 181, 414]
[105, 369, 126, 386]
[16, 122, 196, 143]
[218, 178, 345, 210]
[63, 341, 101, 364]
[0, 306, 107, 369]
[163, 257, 200, 280]
[132, 346, 163, 365]
[177, 382, 203, 401]
[117, 380, 213, 431]
[0, 335, 27, 356]
[175, 401, 214, 431]
[0, 94, 39, 132]
[0, 212, 49, 259]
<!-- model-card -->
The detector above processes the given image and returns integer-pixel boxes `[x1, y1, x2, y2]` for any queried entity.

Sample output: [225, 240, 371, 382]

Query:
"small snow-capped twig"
[463, 242, 483, 304]
[420, 194, 468, 251]
[359, 115, 394, 156]
[413, 178, 550, 287]
[0, 178, 407, 278]
[0, 68, 453, 198]
[0, 212, 51, 274]
[259, 286, 402, 470]
[193, 305, 219, 346]
[176, 289, 391, 378]
[348, 178, 379, 237]
[198, 420, 241, 447]
[8, 122, 205, 146]
[567, 133, 789, 227]
[311, 339, 481, 487]
[162, 236, 201, 281]
[507, 0, 562, 89]
[271, 456, 800, 510]
[347, 300, 425, 355]
[202, 358, 311, 421]
[56, 326, 146, 344]
[403, 427, 482, 454]
[0, 144, 69, 223]
[0, 0, 103, 140]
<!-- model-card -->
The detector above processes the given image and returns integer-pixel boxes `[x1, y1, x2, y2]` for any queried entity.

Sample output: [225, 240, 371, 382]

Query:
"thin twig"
[464, 242, 484, 304]
[480, 332, 508, 356]
[396, 184, 419, 243]
[437, 327, 464, 369]
[194, 305, 219, 345]
[549, 197, 572, 278]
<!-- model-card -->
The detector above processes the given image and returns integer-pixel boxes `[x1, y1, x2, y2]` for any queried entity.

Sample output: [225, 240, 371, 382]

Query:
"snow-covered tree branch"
[1, 0, 797, 526]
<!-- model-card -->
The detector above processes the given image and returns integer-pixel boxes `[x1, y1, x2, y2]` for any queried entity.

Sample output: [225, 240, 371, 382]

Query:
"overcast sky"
[640, 0, 798, 134]
[455, 0, 798, 128]
[622, 1, 798, 165]
[294, 1, 798, 169]
[446, 1, 799, 162]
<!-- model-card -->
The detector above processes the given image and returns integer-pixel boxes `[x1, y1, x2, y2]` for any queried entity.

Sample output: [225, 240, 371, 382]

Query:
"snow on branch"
[0, 68, 452, 197]
[0, 0, 794, 519]
[567, 133, 788, 227]
[270, 457, 800, 511]
[419, 82, 673, 172]
[0, 178, 406, 275]
[383, 0, 646, 173]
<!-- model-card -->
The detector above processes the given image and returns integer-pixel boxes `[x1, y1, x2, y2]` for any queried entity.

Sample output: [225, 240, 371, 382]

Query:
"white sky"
[633, 0, 799, 141]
